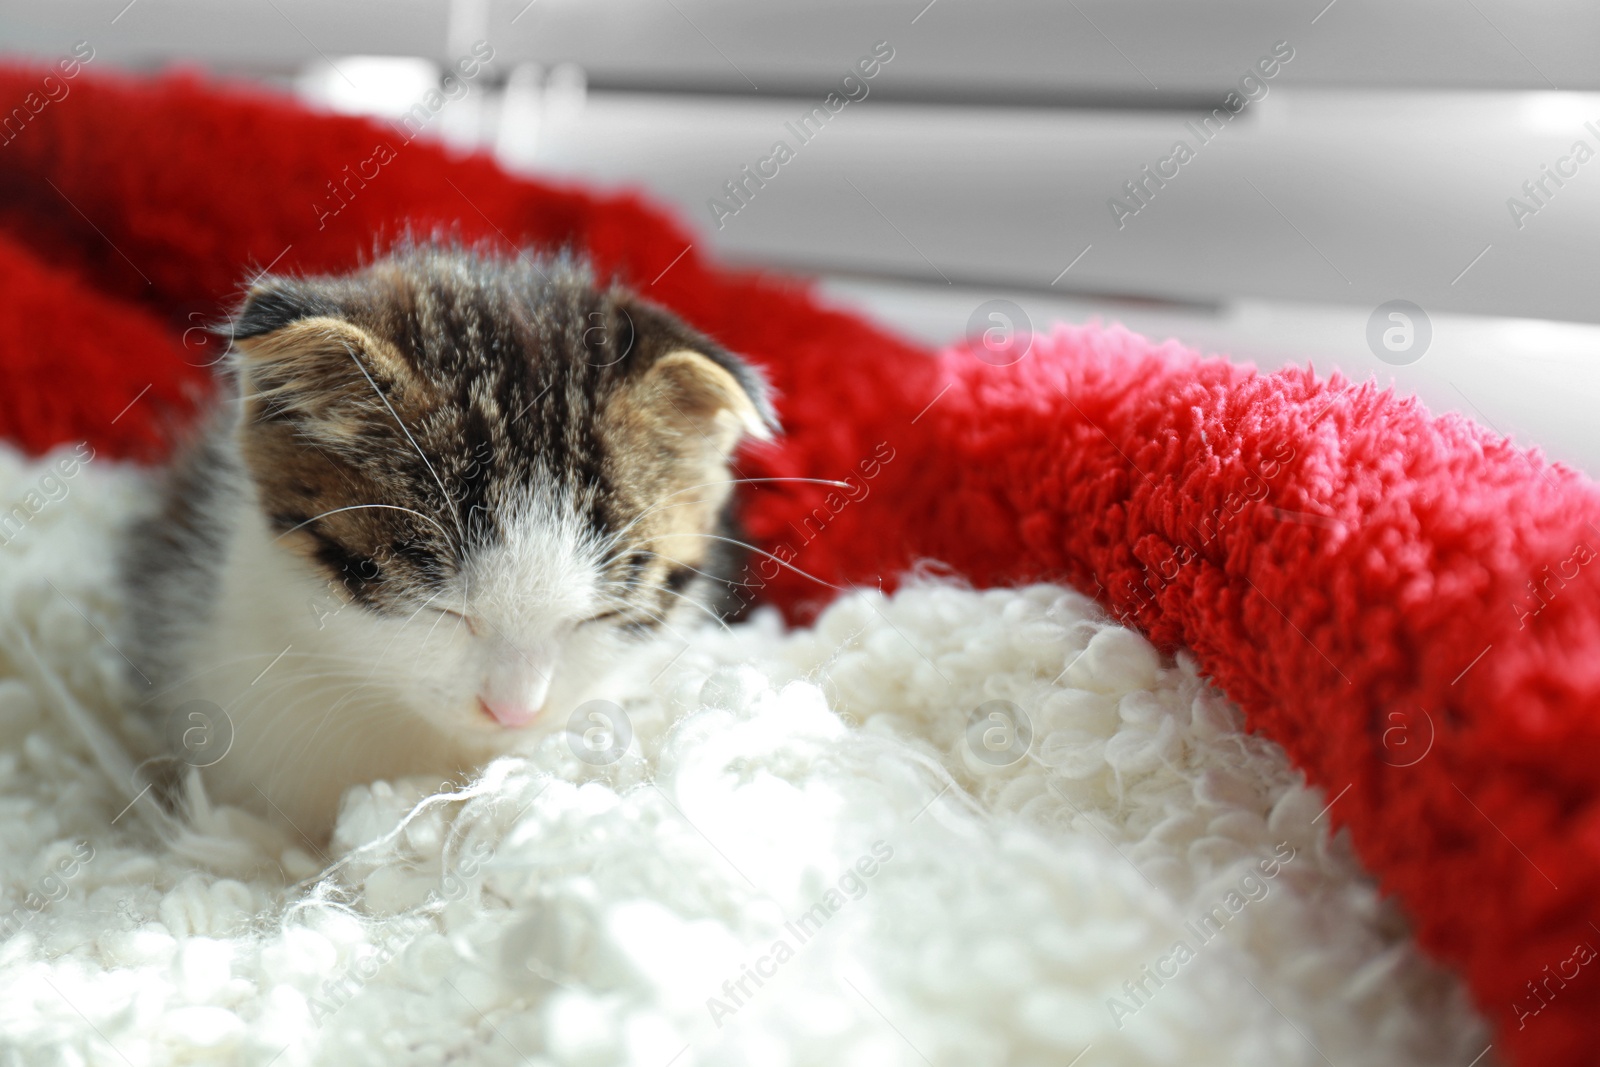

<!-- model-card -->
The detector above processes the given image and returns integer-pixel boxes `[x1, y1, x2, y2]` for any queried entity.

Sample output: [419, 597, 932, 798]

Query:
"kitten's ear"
[608, 294, 777, 451]
[633, 349, 777, 454]
[230, 285, 414, 432]
[231, 280, 342, 341]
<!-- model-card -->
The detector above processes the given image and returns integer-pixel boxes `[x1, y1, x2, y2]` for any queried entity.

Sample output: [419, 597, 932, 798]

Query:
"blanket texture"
[0, 64, 1596, 1063]
[0, 445, 1483, 1066]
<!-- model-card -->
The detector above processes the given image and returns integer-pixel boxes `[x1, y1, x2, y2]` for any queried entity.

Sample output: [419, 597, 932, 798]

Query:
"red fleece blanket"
[2, 65, 1597, 1063]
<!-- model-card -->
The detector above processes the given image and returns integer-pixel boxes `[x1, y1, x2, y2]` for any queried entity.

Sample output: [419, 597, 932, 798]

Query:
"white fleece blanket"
[0, 444, 1489, 1067]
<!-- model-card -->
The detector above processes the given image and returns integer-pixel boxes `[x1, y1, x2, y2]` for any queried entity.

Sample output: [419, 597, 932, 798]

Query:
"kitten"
[119, 243, 775, 844]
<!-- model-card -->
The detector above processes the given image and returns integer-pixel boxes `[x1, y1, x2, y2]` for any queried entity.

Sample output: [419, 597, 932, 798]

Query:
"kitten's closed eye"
[432, 607, 478, 635]
[121, 241, 777, 837]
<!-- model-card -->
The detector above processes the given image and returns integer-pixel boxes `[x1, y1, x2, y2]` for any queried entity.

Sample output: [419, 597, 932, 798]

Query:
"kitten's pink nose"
[478, 658, 553, 728]
[477, 695, 542, 728]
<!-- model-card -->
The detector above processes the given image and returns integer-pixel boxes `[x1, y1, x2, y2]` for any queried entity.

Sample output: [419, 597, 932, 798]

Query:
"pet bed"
[0, 65, 1595, 1066]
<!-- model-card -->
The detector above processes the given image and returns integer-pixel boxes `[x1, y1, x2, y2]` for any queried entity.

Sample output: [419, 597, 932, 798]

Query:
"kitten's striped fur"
[120, 243, 774, 840]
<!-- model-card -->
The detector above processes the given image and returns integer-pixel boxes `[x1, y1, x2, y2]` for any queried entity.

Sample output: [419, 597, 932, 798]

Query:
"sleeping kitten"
[119, 243, 774, 844]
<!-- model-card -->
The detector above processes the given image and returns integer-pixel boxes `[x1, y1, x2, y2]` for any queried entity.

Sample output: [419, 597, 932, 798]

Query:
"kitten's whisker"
[720, 477, 856, 490]
[592, 552, 739, 632]
[221, 666, 390, 705]
[235, 674, 382, 716]
[591, 584, 725, 636]
[274, 504, 452, 543]
[633, 532, 843, 593]
[649, 584, 737, 633]
[589, 592, 710, 643]
[264, 675, 392, 793]
[374, 590, 445, 665]
[589, 560, 737, 635]
[334, 335, 468, 545]
[595, 500, 705, 556]
[420, 596, 457, 649]
[594, 478, 857, 558]
[138, 649, 392, 702]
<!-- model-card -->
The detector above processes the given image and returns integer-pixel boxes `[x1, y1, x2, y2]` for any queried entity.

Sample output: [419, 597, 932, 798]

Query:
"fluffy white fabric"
[0, 446, 1489, 1067]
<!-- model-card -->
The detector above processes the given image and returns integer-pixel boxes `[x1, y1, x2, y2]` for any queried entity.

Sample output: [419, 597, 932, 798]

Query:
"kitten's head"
[226, 244, 774, 739]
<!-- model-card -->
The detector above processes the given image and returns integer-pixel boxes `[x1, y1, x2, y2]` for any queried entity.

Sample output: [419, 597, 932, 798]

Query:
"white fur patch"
[0, 446, 1487, 1066]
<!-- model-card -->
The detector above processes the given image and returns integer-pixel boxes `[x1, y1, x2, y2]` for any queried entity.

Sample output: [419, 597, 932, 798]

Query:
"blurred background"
[3, 0, 1597, 472]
